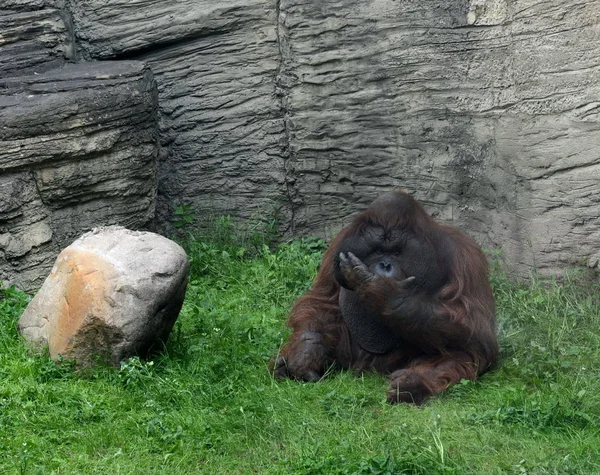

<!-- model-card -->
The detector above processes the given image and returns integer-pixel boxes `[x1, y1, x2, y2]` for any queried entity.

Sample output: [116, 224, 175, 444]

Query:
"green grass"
[1, 228, 600, 474]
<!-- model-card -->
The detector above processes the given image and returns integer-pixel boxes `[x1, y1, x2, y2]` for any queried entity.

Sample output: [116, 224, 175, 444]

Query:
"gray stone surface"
[65, 0, 600, 277]
[67, 0, 290, 227]
[0, 61, 159, 291]
[17, 227, 189, 366]
[0, 8, 74, 78]
[278, 0, 600, 277]
[1, 0, 600, 285]
[1, 1, 55, 12]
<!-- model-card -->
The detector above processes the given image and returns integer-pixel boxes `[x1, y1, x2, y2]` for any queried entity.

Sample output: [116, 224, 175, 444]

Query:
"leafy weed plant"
[0, 227, 599, 474]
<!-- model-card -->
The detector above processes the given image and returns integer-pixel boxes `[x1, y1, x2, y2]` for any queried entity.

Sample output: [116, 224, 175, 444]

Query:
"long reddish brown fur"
[275, 191, 498, 404]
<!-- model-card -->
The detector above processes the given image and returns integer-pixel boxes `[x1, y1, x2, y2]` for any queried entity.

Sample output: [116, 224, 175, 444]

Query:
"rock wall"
[279, 0, 600, 277]
[1, 0, 600, 289]
[0, 3, 159, 291]
[66, 0, 290, 227]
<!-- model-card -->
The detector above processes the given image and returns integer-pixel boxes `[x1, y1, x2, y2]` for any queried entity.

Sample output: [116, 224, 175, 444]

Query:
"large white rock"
[18, 226, 189, 366]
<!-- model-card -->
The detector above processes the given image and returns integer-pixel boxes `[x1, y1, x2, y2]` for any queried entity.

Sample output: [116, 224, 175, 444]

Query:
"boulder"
[17, 227, 189, 366]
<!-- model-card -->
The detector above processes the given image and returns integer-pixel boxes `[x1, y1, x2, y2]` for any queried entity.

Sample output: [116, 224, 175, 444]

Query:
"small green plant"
[118, 357, 156, 389]
[172, 203, 196, 228]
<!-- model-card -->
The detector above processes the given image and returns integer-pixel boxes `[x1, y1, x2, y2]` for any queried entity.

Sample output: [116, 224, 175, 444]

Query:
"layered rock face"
[0, 61, 159, 290]
[66, 0, 291, 228]
[0, 2, 159, 290]
[1, 0, 599, 287]
[278, 0, 600, 277]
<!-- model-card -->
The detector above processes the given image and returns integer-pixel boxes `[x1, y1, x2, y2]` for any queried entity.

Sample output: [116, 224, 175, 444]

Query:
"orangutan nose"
[375, 259, 395, 277]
